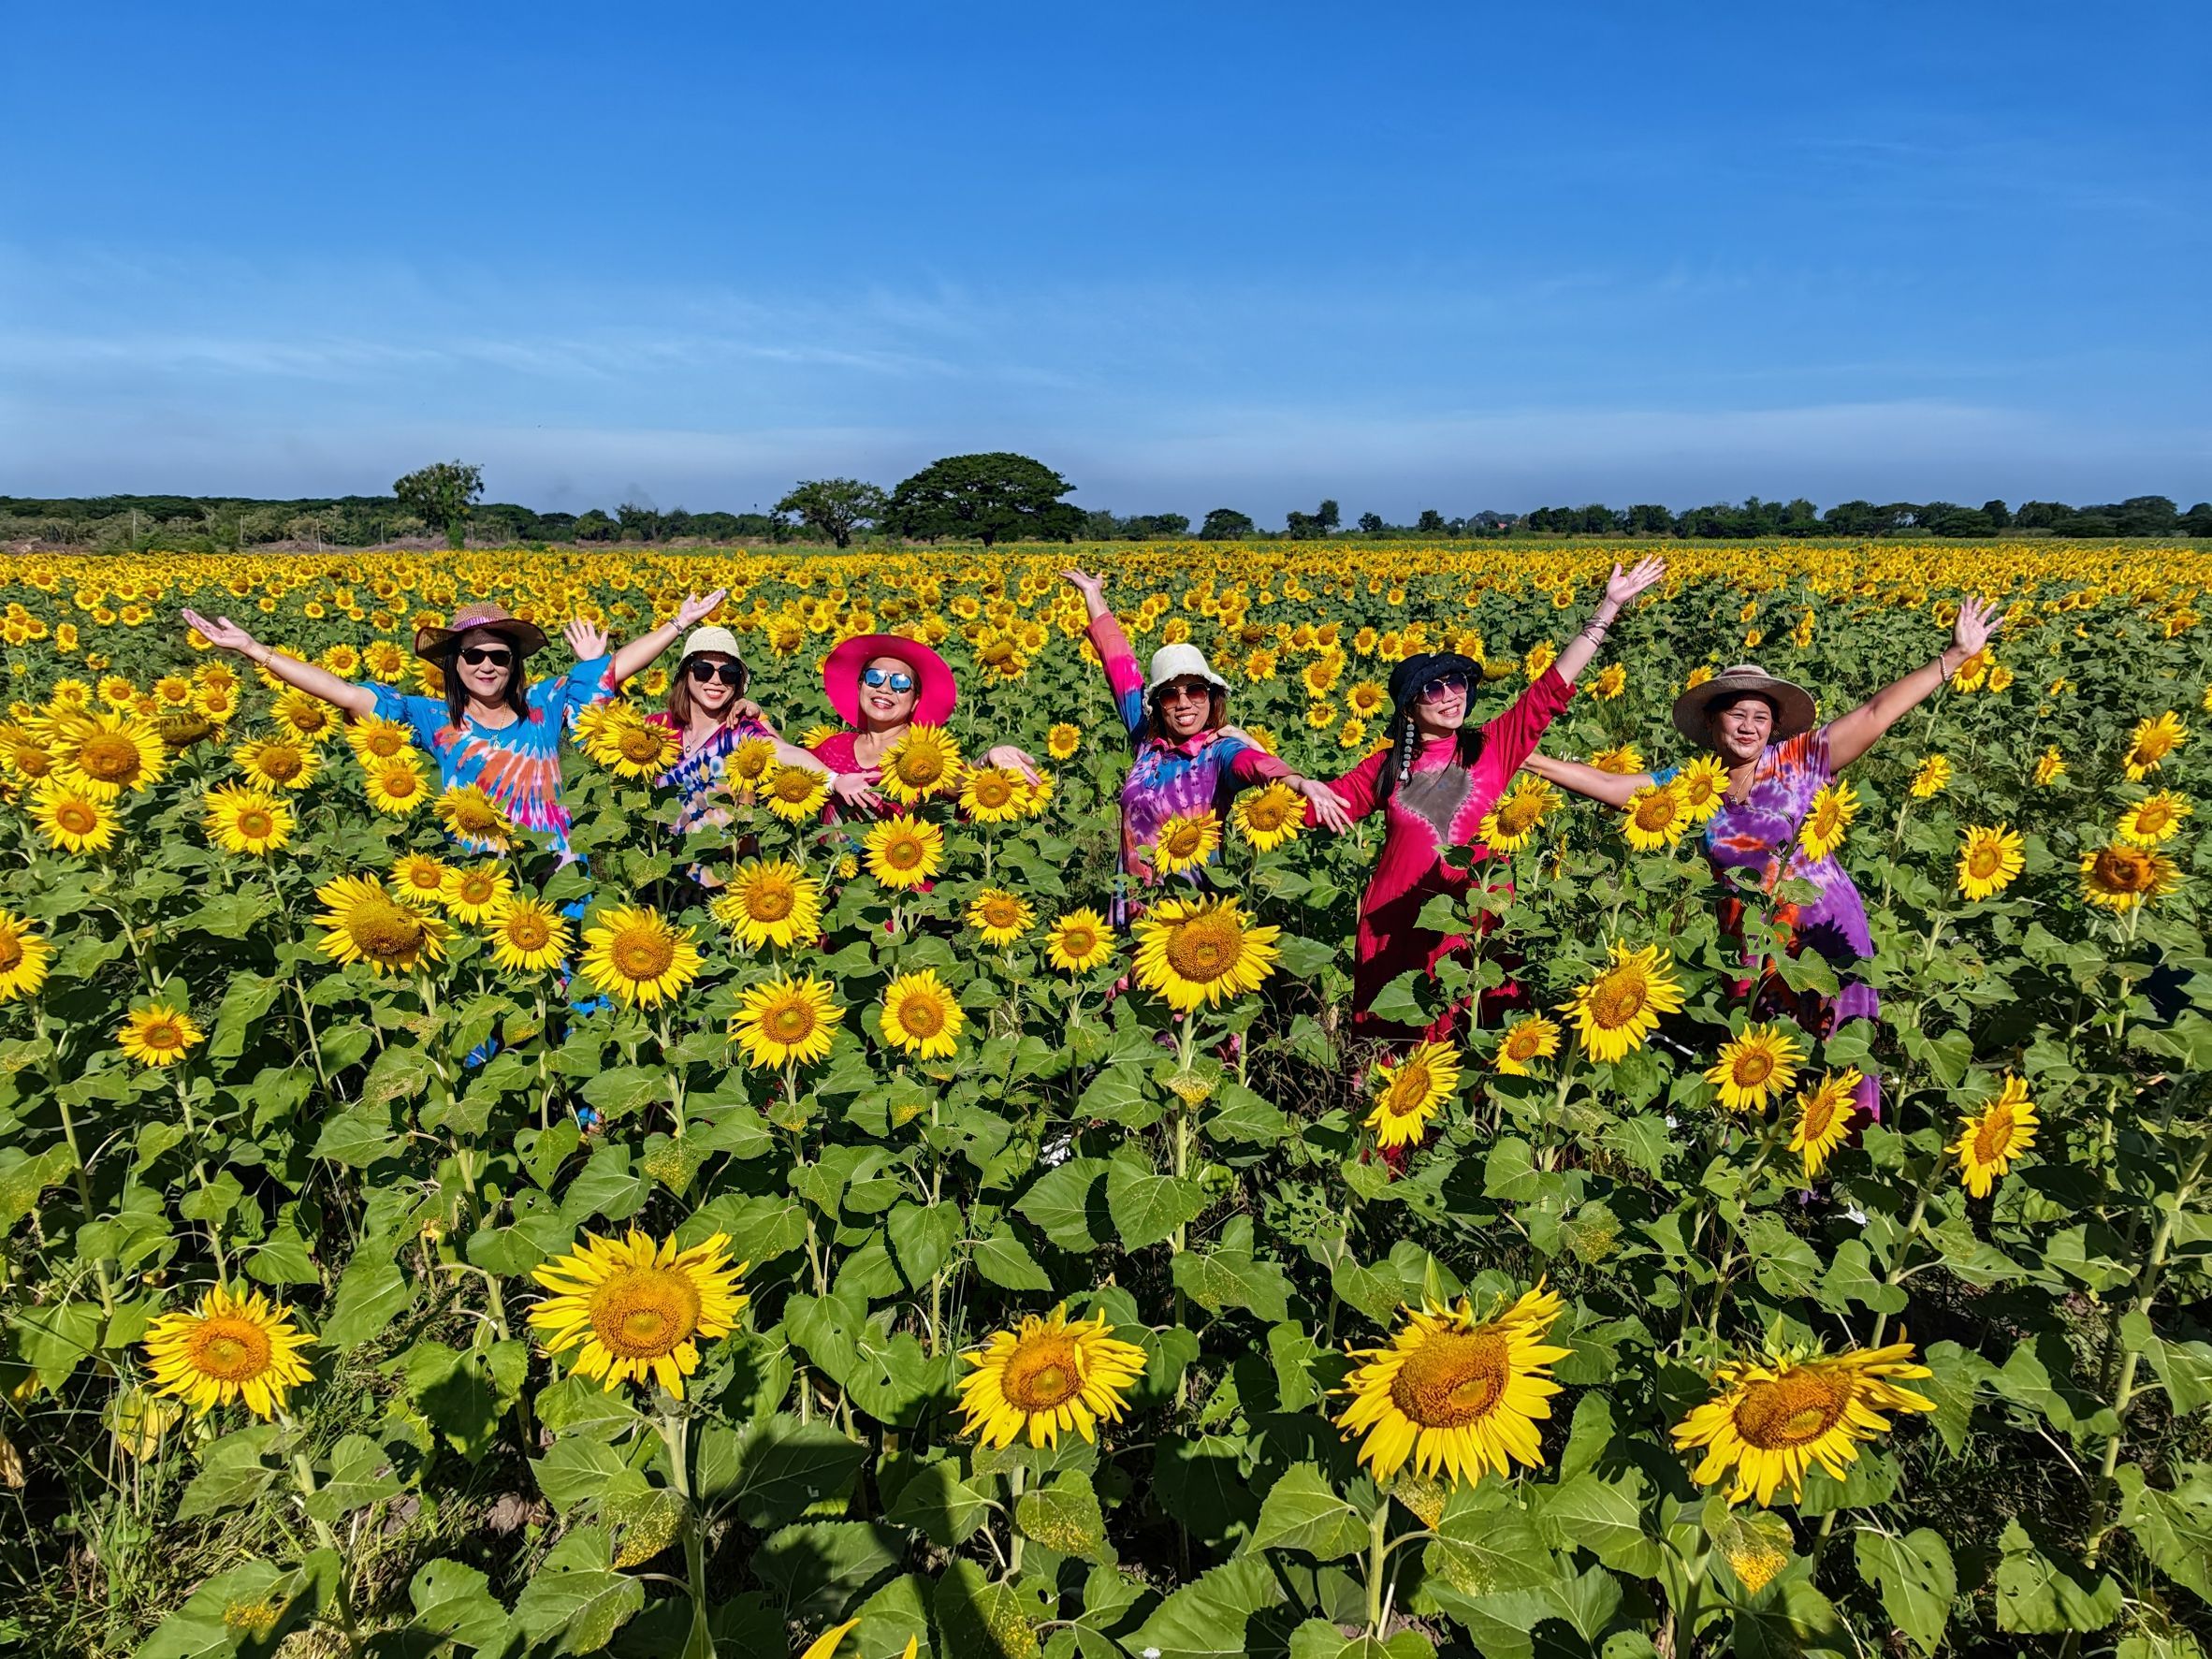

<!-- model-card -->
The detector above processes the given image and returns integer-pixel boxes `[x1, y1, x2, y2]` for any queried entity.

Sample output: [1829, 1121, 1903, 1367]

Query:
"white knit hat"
[1145, 643, 1230, 694]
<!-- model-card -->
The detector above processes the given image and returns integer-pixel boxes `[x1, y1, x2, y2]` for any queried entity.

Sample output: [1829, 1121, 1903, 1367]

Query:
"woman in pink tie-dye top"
[1064, 570, 1351, 920]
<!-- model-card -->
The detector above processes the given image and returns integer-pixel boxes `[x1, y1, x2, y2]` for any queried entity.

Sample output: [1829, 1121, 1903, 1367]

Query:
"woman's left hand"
[1294, 775, 1354, 833]
[675, 589, 728, 630]
[564, 618, 610, 659]
[983, 743, 1043, 785]
[1950, 594, 2002, 657]
[1604, 556, 1668, 608]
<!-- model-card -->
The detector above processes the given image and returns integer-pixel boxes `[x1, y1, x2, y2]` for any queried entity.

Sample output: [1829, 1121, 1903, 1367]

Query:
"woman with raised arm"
[806, 633, 1038, 819]
[181, 589, 723, 856]
[1063, 569, 1352, 920]
[1311, 558, 1668, 1044]
[1521, 594, 2004, 1126]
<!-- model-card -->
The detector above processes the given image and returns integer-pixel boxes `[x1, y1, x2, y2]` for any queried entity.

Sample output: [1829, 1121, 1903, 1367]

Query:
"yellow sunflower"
[730, 973, 842, 1070]
[1232, 781, 1305, 851]
[711, 857, 822, 951]
[762, 764, 829, 822]
[1364, 1040, 1462, 1148]
[879, 968, 966, 1058]
[2032, 747, 2066, 787]
[2080, 842, 2178, 911]
[1478, 776, 1557, 852]
[233, 735, 320, 793]
[1333, 1284, 1569, 1486]
[1046, 722, 1082, 760]
[1044, 908, 1116, 974]
[1590, 744, 1643, 776]
[597, 716, 681, 781]
[967, 887, 1035, 948]
[2117, 791, 2192, 846]
[344, 714, 416, 764]
[433, 784, 517, 852]
[957, 1304, 1147, 1450]
[440, 861, 514, 925]
[725, 735, 779, 789]
[1704, 1023, 1805, 1113]
[387, 852, 453, 908]
[29, 780, 120, 854]
[1674, 754, 1729, 823]
[1790, 1068, 1863, 1178]
[1558, 941, 1685, 1064]
[1797, 779, 1858, 861]
[202, 784, 294, 856]
[1956, 824, 2025, 901]
[1908, 754, 1951, 799]
[49, 709, 167, 798]
[863, 817, 944, 889]
[1621, 781, 1691, 851]
[361, 756, 431, 816]
[0, 910, 52, 1002]
[2123, 710, 2188, 780]
[579, 905, 702, 1009]
[1952, 1075, 2037, 1199]
[1131, 895, 1282, 1011]
[1672, 1339, 1935, 1506]
[959, 764, 1028, 823]
[118, 1002, 206, 1068]
[313, 873, 449, 975]
[1151, 810, 1222, 876]
[1493, 1012, 1562, 1076]
[0, 724, 55, 783]
[1592, 663, 1626, 701]
[530, 1230, 749, 1398]
[877, 725, 964, 806]
[487, 895, 572, 975]
[272, 690, 339, 746]
[142, 1285, 314, 1419]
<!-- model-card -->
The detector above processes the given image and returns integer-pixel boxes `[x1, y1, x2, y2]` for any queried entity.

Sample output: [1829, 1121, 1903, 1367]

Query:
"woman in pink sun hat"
[808, 632, 1041, 815]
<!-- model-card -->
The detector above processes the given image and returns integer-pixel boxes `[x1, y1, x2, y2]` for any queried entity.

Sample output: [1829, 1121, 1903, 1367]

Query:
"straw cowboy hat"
[413, 601, 548, 662]
[1144, 642, 1230, 695]
[822, 633, 958, 727]
[1671, 662, 1816, 744]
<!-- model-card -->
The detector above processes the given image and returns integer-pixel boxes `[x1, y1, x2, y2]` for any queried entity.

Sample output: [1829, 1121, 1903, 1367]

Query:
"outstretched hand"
[182, 608, 259, 655]
[1951, 594, 2003, 658]
[1062, 569, 1105, 604]
[1604, 557, 1667, 608]
[675, 589, 728, 631]
[984, 743, 1043, 785]
[829, 772, 884, 813]
[1295, 776, 1354, 833]
[564, 618, 610, 661]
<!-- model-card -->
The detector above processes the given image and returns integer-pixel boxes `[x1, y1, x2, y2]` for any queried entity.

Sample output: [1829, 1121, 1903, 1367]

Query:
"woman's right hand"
[829, 772, 884, 813]
[182, 608, 261, 658]
[1062, 569, 1106, 606]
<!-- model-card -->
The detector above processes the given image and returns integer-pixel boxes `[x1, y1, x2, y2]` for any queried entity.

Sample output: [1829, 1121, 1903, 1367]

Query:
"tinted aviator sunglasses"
[862, 667, 915, 693]
[458, 645, 513, 667]
[1419, 672, 1469, 701]
[688, 660, 745, 687]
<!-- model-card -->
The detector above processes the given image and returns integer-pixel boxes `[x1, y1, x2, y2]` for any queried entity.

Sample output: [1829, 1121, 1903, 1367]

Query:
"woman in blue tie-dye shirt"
[1064, 570, 1351, 920]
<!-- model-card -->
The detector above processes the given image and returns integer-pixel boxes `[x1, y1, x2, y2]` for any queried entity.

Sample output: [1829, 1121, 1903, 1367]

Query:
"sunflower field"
[2, 541, 2209, 1659]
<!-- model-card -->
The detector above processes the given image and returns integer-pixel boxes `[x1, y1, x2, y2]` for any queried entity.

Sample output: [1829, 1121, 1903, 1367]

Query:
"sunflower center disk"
[80, 735, 140, 780]
[190, 1319, 272, 1381]
[1973, 1106, 2016, 1164]
[589, 1268, 702, 1359]
[1731, 1370, 1850, 1448]
[615, 934, 676, 978]
[768, 1003, 814, 1041]
[1968, 846, 2002, 880]
[1165, 918, 1239, 982]
[898, 997, 944, 1038]
[352, 904, 426, 960]
[1636, 797, 1675, 831]
[1586, 971, 1648, 1029]
[1001, 1336, 1084, 1412]
[0, 936, 21, 972]
[1734, 1052, 1775, 1086]
[1390, 1331, 1509, 1428]
[509, 916, 550, 949]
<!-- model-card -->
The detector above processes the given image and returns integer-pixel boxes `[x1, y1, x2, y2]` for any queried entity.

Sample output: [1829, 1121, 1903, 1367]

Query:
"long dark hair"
[1375, 707, 1482, 797]
[442, 653, 531, 730]
[664, 652, 749, 728]
[1146, 685, 1228, 744]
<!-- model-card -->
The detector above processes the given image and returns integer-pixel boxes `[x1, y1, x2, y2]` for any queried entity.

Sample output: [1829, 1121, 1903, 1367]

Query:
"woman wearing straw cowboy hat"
[1063, 568, 1352, 919]
[1521, 594, 2004, 1128]
[806, 631, 1041, 814]
[1304, 558, 1668, 1045]
[182, 588, 725, 855]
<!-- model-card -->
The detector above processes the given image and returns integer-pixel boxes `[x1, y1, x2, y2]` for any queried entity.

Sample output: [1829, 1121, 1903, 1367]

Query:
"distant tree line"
[5, 461, 2206, 552]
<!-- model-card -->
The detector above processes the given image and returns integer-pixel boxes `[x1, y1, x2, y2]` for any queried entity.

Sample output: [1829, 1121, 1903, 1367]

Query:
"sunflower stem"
[658, 1410, 715, 1659]
[1005, 1461, 1026, 1580]
[1363, 1496, 1390, 1635]
[38, 1009, 117, 1317]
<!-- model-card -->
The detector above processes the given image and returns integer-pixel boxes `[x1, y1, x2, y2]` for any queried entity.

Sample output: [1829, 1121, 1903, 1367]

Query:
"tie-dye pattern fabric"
[1654, 724, 1881, 1121]
[1086, 613, 1289, 917]
[646, 711, 777, 836]
[368, 654, 617, 854]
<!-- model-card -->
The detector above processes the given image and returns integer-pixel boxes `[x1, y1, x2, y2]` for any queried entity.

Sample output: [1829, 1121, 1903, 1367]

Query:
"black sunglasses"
[688, 660, 745, 687]
[862, 667, 915, 692]
[458, 645, 513, 667]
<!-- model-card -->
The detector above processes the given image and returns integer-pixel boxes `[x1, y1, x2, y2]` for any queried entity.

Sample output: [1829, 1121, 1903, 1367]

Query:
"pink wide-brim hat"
[823, 633, 958, 728]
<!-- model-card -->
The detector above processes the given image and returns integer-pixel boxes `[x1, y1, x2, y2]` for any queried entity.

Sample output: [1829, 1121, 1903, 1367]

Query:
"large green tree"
[392, 461, 484, 549]
[883, 453, 1079, 546]
[775, 478, 888, 548]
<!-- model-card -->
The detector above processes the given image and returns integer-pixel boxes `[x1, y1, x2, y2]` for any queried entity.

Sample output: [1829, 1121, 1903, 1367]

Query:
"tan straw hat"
[414, 601, 549, 662]
[1671, 662, 1816, 744]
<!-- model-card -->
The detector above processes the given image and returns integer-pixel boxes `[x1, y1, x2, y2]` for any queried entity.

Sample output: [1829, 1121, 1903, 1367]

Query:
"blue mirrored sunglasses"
[862, 667, 915, 693]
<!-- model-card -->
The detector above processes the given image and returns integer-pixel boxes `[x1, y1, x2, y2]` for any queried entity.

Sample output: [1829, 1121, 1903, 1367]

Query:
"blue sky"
[6, 3, 2206, 521]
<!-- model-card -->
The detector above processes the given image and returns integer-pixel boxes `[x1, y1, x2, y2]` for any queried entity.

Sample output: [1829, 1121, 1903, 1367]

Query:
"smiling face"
[1410, 671, 1468, 737]
[1153, 677, 1216, 738]
[1706, 692, 1776, 764]
[450, 628, 517, 705]
[858, 654, 919, 730]
[685, 652, 741, 716]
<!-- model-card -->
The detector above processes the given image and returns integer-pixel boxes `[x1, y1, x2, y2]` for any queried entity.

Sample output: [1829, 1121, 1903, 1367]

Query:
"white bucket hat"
[1145, 643, 1230, 694]
[679, 625, 745, 665]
